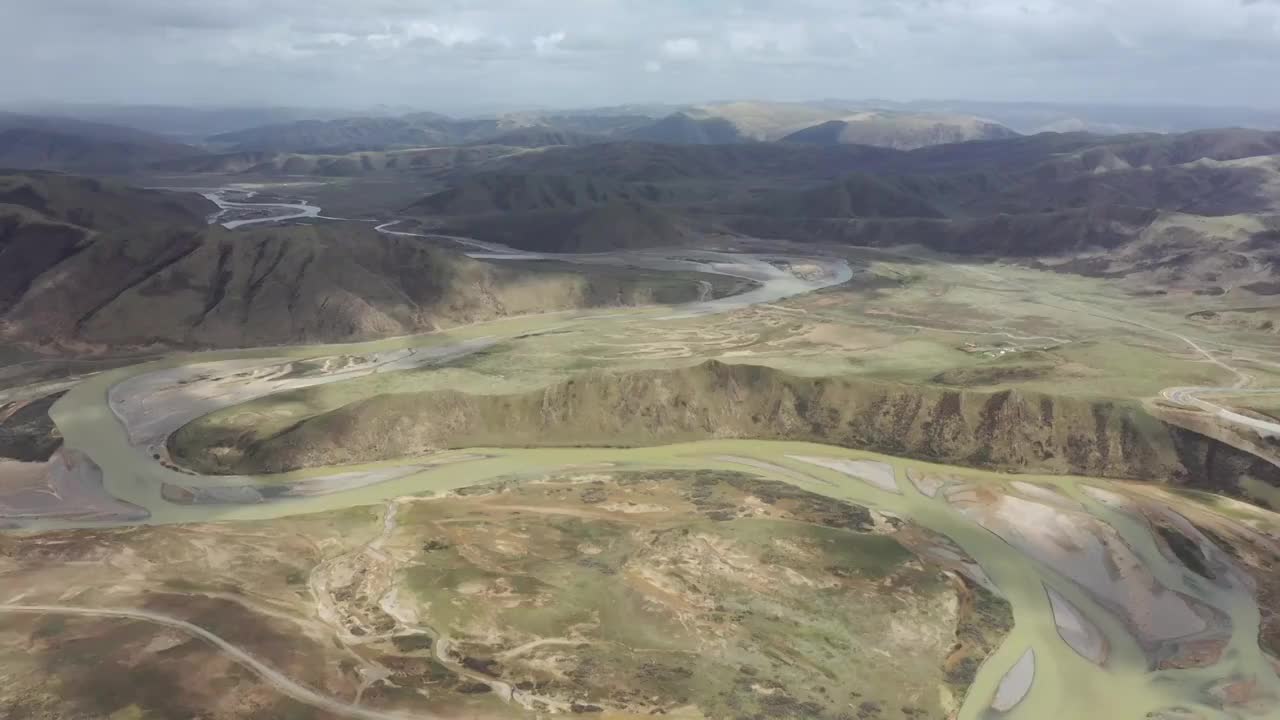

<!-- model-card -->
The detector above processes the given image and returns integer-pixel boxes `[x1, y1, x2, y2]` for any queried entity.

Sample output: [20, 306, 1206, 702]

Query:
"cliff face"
[171, 360, 1276, 504]
[1157, 403, 1280, 505]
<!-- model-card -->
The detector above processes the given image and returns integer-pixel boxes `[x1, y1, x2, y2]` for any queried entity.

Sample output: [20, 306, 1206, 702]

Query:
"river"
[13, 188, 1280, 720]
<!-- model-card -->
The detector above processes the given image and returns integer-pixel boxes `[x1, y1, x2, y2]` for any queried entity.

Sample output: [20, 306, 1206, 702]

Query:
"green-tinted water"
[37, 304, 1280, 720]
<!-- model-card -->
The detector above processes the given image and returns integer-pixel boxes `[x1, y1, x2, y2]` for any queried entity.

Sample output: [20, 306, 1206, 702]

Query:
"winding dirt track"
[0, 604, 424, 720]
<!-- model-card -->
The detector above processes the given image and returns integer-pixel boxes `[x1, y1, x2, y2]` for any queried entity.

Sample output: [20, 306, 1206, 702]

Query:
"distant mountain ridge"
[624, 113, 745, 145]
[208, 116, 456, 153]
[207, 112, 652, 153]
[780, 111, 1019, 150]
[200, 102, 1024, 153]
[408, 173, 671, 215]
[0, 113, 201, 173]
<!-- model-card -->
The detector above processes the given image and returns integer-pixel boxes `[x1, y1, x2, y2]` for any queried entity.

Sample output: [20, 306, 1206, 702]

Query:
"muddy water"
[26, 274, 1280, 720]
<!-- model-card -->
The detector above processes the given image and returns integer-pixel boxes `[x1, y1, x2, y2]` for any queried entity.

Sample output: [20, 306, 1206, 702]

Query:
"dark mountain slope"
[0, 126, 200, 174]
[755, 173, 946, 219]
[0, 207, 93, 314]
[1057, 128, 1280, 173]
[433, 202, 695, 253]
[0, 173, 718, 350]
[730, 206, 1159, 256]
[0, 172, 212, 230]
[739, 128, 1280, 241]
[469, 127, 605, 148]
[151, 146, 513, 177]
[491, 141, 901, 183]
[209, 116, 455, 153]
[407, 173, 671, 215]
[625, 113, 746, 145]
[0, 112, 190, 146]
[2, 221, 713, 348]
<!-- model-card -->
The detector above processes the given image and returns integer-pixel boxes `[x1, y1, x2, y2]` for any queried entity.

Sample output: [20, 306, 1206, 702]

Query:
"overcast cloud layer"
[3, 0, 1278, 112]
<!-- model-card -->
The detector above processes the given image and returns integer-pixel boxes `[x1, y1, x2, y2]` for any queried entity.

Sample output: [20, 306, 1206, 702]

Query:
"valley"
[4, 109, 1280, 720]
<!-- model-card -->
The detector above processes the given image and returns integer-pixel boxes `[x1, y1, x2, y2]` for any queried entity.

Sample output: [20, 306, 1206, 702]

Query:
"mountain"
[860, 99, 1280, 135]
[206, 102, 1020, 155]
[486, 133, 1141, 187]
[489, 141, 901, 183]
[682, 101, 850, 141]
[728, 205, 1159, 256]
[888, 130, 1280, 217]
[625, 113, 746, 145]
[729, 127, 1280, 255]
[756, 173, 946, 219]
[0, 112, 202, 145]
[424, 128, 1280, 245]
[471, 127, 605, 148]
[0, 172, 215, 328]
[1042, 128, 1280, 173]
[0, 172, 714, 350]
[0, 113, 201, 173]
[6, 104, 365, 141]
[148, 151, 284, 174]
[208, 116, 456, 153]
[207, 112, 657, 154]
[429, 202, 696, 253]
[408, 173, 671, 215]
[527, 113, 656, 135]
[0, 171, 213, 230]
[618, 103, 1019, 149]
[781, 111, 1019, 150]
[150, 146, 514, 177]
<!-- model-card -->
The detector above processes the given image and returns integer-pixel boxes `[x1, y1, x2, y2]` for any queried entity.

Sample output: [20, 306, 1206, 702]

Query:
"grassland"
[0, 470, 1004, 720]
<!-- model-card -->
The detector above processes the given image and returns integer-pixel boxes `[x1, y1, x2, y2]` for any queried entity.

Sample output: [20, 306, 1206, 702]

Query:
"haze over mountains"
[197, 102, 1023, 154]
[0, 97, 1277, 200]
[0, 97, 1275, 189]
[5, 98, 1280, 163]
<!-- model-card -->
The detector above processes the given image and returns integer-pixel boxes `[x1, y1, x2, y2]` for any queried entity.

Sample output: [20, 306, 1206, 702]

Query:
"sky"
[3, 0, 1279, 113]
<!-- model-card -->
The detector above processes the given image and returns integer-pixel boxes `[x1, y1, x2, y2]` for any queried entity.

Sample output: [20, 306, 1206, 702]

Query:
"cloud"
[0, 0, 1278, 111]
[533, 30, 567, 56]
[728, 24, 809, 56]
[402, 22, 489, 47]
[660, 37, 702, 61]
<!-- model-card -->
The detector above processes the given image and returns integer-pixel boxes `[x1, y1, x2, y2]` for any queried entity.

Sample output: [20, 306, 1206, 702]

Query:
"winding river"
[9, 190, 1280, 720]
[201, 187, 324, 228]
